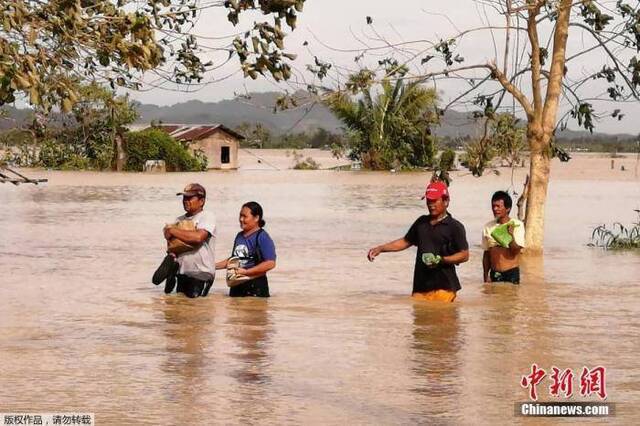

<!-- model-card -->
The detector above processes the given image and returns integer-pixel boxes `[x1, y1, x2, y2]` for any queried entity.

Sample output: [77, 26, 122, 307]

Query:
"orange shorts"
[412, 289, 457, 302]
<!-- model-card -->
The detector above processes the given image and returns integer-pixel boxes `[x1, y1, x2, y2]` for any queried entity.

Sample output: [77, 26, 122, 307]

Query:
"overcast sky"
[128, 0, 640, 135]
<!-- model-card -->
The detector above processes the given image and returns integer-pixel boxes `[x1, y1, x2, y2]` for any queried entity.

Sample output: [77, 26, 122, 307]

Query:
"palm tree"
[326, 79, 438, 170]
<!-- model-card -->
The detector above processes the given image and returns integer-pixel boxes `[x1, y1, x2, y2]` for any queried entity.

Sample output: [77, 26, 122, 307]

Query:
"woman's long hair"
[242, 201, 265, 228]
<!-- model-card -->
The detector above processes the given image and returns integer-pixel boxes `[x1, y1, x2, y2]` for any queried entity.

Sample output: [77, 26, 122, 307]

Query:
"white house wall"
[189, 130, 239, 170]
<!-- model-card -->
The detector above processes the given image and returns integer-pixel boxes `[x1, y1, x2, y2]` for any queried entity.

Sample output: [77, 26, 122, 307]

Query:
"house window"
[221, 146, 230, 164]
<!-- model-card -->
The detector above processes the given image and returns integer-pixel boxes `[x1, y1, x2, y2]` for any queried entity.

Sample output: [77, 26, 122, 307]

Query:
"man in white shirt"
[163, 183, 217, 298]
[481, 191, 525, 284]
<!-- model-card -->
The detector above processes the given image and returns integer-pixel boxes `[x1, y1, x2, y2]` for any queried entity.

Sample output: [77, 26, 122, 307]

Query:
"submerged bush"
[125, 129, 207, 172]
[290, 150, 320, 170]
[589, 211, 640, 249]
[439, 148, 456, 172]
[293, 157, 320, 170]
[38, 138, 95, 170]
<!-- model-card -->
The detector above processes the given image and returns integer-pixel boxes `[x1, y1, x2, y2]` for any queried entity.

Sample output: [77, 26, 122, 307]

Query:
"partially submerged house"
[153, 124, 244, 170]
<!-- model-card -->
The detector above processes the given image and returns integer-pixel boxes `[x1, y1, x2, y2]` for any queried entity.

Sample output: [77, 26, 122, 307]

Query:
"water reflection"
[154, 296, 214, 424]
[457, 258, 555, 420]
[410, 302, 463, 418]
[1, 172, 638, 423]
[226, 299, 273, 384]
[332, 184, 421, 212]
[520, 254, 545, 286]
[28, 186, 136, 204]
[225, 298, 275, 423]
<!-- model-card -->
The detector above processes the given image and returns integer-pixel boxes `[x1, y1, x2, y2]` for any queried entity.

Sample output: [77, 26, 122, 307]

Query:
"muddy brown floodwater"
[1, 164, 639, 424]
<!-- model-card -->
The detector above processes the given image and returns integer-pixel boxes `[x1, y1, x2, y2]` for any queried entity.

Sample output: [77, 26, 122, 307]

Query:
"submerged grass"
[589, 210, 640, 249]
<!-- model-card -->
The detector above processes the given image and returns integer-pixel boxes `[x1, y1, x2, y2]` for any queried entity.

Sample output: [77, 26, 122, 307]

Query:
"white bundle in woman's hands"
[226, 256, 251, 287]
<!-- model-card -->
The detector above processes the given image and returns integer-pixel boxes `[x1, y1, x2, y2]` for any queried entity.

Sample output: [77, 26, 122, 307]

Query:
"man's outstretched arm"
[367, 238, 411, 262]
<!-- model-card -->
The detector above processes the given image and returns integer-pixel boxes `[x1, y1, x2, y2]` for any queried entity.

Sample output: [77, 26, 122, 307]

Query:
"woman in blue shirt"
[216, 201, 276, 297]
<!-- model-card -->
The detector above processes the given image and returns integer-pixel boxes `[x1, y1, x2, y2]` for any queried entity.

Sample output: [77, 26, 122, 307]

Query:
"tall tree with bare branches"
[307, 1, 640, 253]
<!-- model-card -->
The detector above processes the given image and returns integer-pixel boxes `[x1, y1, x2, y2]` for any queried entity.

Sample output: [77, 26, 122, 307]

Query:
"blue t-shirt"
[232, 229, 276, 269]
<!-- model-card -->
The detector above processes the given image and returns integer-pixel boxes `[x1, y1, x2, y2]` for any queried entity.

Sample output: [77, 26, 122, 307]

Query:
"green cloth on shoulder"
[490, 221, 519, 248]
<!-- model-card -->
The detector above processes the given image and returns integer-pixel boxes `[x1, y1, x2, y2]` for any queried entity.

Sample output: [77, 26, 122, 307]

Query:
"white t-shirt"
[174, 210, 216, 281]
[481, 218, 525, 250]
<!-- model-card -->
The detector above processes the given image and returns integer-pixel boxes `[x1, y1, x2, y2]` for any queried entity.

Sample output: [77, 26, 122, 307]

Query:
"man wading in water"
[482, 191, 525, 284]
[153, 183, 217, 298]
[367, 181, 469, 302]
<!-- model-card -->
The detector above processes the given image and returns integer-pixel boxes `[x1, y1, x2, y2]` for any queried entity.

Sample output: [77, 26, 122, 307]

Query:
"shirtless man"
[482, 191, 525, 284]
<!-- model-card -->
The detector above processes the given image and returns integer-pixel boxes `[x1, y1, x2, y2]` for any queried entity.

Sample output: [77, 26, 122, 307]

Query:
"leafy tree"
[309, 127, 331, 148]
[330, 141, 346, 160]
[272, 132, 310, 149]
[461, 139, 496, 178]
[37, 137, 89, 170]
[0, 122, 41, 166]
[461, 113, 526, 174]
[236, 122, 273, 148]
[325, 77, 438, 170]
[70, 83, 138, 170]
[430, 148, 456, 185]
[1, 83, 138, 169]
[0, 128, 32, 147]
[0, 0, 305, 111]
[492, 114, 527, 167]
[291, 150, 320, 169]
[439, 148, 456, 172]
[125, 128, 206, 172]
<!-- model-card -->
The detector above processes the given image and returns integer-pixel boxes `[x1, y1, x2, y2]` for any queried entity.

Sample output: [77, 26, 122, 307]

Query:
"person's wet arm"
[507, 224, 522, 255]
[216, 258, 230, 270]
[442, 249, 469, 265]
[367, 238, 411, 261]
[508, 240, 522, 255]
[483, 250, 491, 282]
[238, 260, 276, 278]
[441, 221, 469, 265]
[165, 227, 210, 245]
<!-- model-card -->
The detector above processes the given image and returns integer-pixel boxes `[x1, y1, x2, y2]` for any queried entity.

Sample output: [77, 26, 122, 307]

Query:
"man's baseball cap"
[177, 183, 206, 198]
[421, 181, 449, 200]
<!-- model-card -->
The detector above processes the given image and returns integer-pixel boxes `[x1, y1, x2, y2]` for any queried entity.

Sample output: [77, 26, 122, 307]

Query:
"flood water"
[1, 169, 639, 424]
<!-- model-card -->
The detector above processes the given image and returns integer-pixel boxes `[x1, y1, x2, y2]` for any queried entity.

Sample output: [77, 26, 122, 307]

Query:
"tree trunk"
[516, 174, 529, 221]
[524, 135, 551, 254]
[522, 0, 571, 254]
[114, 132, 126, 172]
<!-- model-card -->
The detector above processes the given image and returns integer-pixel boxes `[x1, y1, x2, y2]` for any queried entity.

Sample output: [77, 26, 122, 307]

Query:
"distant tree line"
[0, 83, 206, 171]
[235, 123, 348, 151]
[3, 82, 636, 173]
[553, 136, 639, 154]
[438, 134, 640, 154]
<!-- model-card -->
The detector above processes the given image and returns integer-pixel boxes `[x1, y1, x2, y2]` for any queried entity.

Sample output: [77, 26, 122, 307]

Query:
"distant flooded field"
[1, 154, 639, 424]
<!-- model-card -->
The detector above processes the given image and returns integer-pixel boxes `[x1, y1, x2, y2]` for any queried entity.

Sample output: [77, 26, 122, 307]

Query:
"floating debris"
[0, 167, 48, 185]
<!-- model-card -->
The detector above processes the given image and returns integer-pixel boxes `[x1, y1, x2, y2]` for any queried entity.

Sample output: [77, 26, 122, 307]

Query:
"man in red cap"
[367, 181, 469, 302]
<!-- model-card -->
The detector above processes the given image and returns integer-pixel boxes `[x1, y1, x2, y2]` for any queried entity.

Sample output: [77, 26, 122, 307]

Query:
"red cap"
[422, 181, 449, 200]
